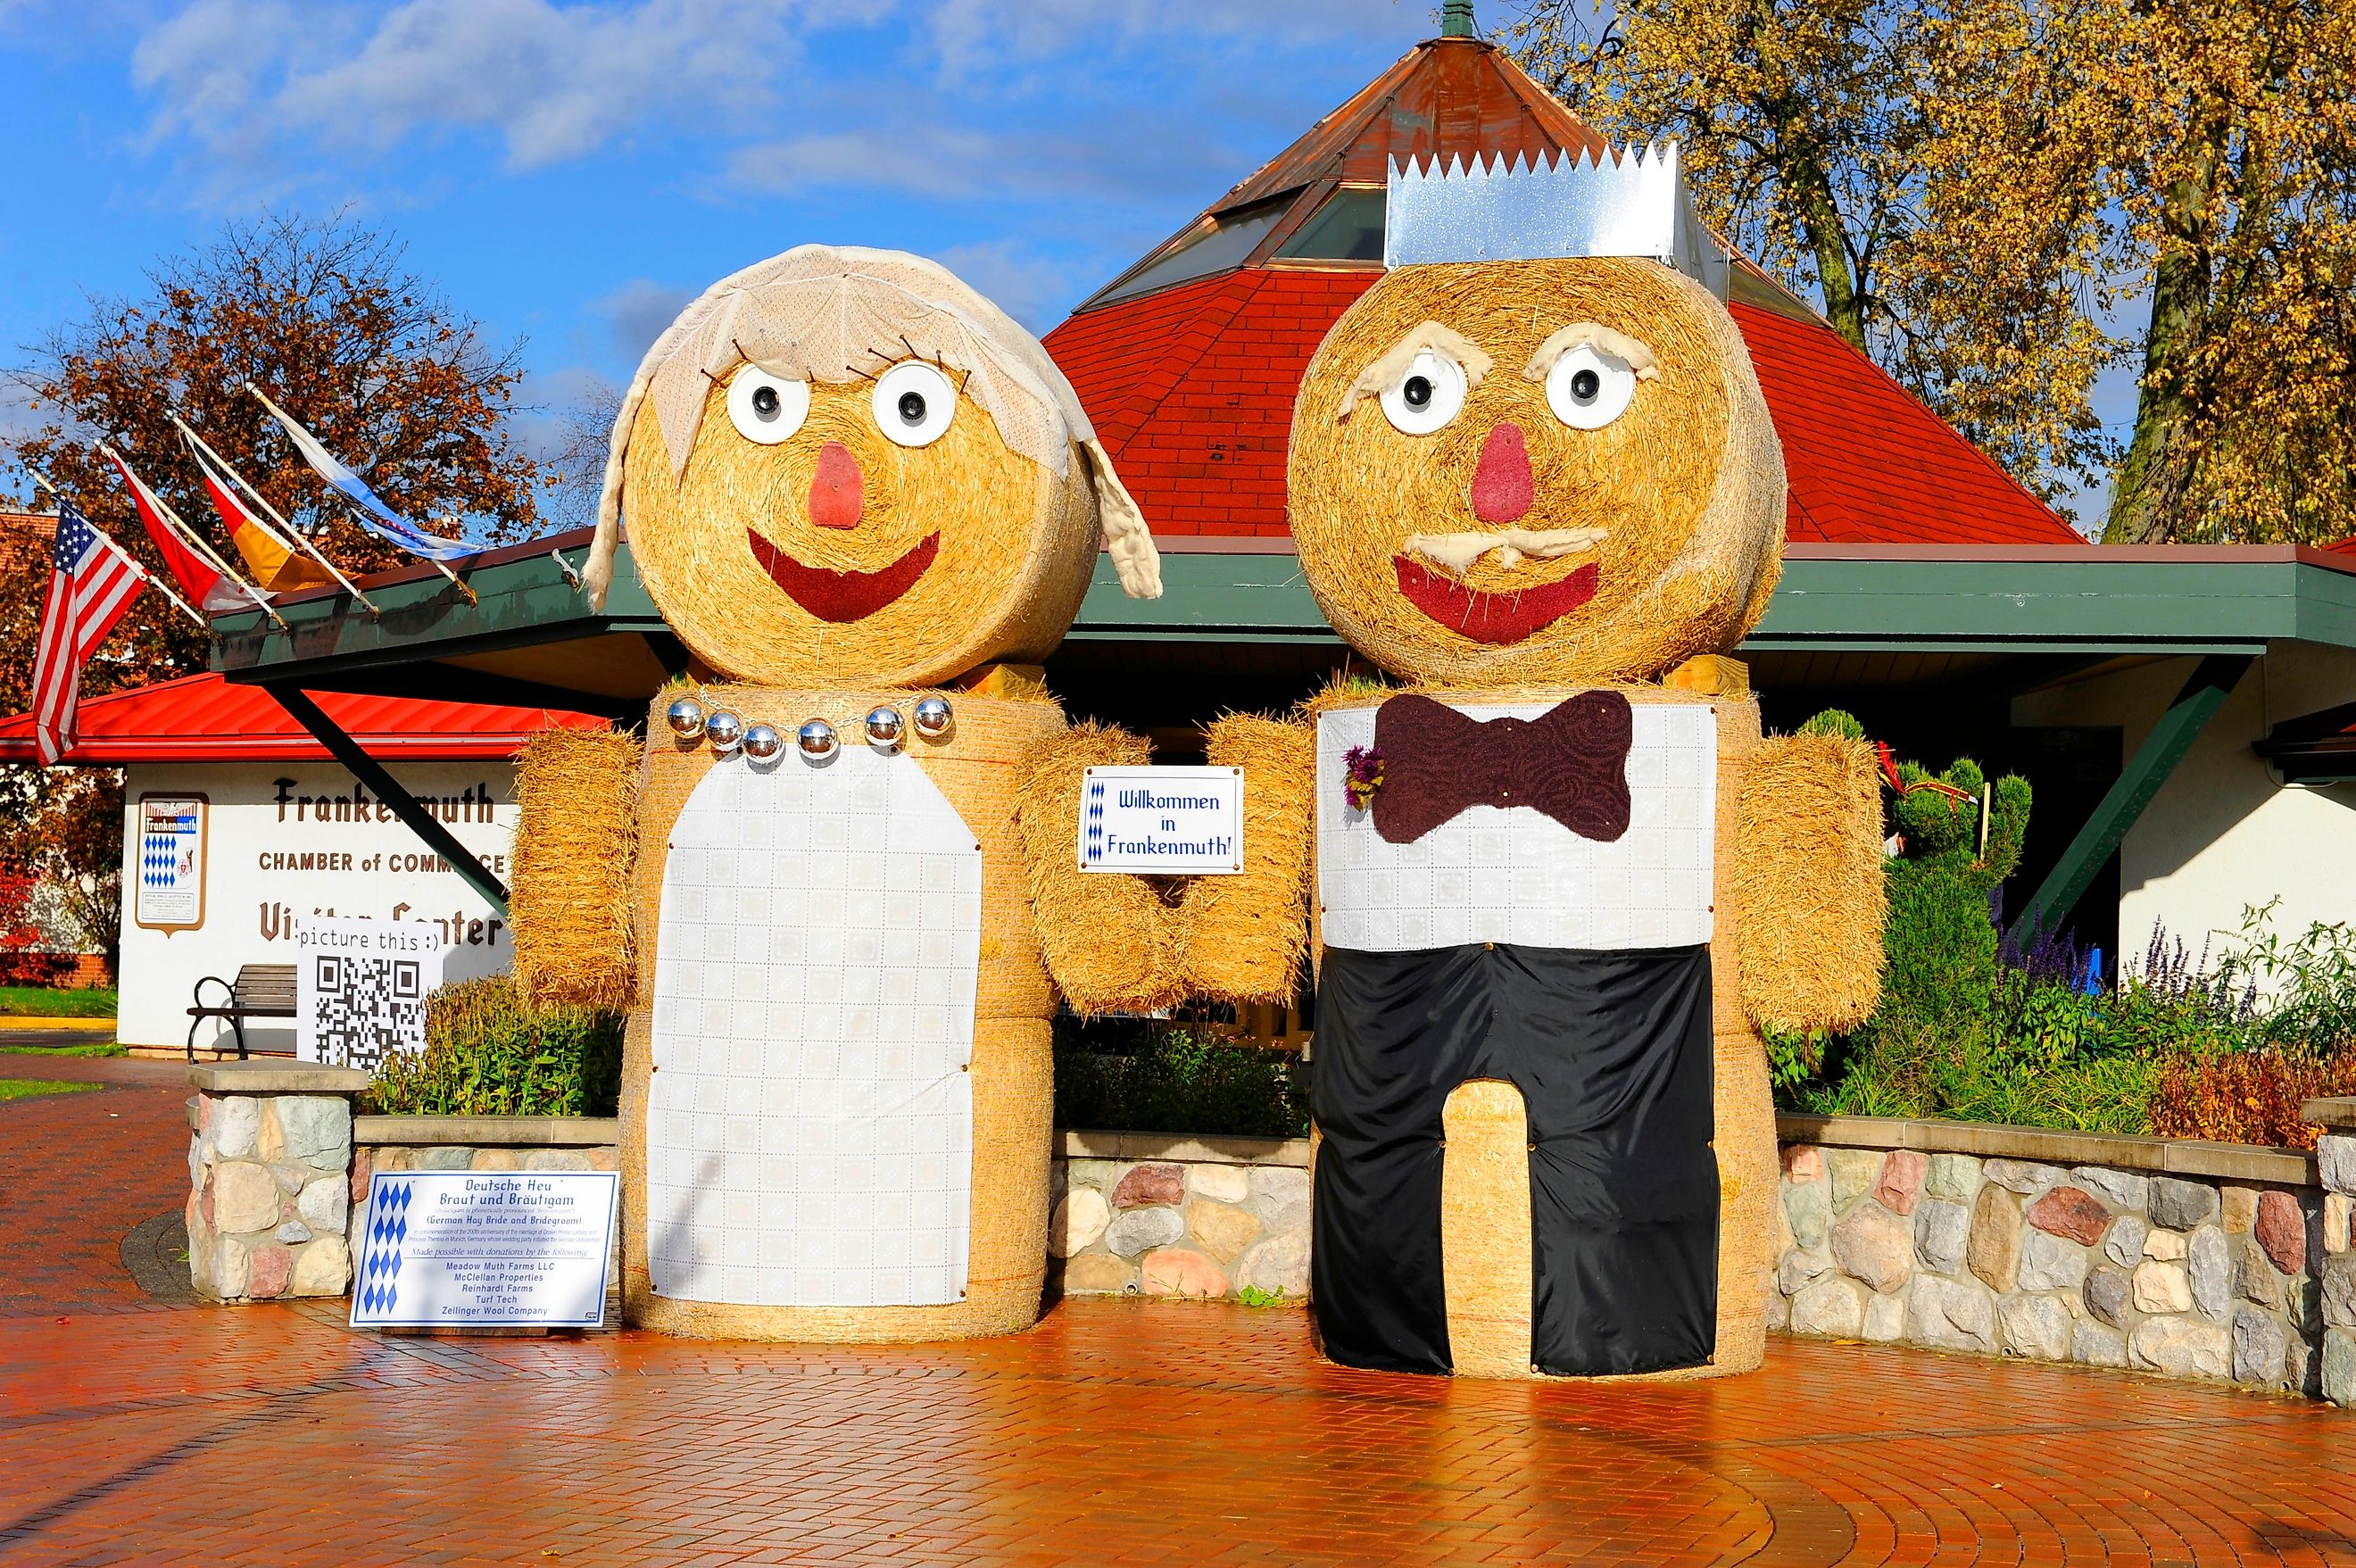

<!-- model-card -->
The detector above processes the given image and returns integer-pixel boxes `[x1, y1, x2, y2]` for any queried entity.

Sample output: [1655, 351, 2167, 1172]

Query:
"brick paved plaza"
[3, 1051, 2352, 1566]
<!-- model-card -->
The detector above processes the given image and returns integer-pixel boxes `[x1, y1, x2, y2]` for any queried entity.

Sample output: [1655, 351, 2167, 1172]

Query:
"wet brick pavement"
[2, 1050, 2352, 1565]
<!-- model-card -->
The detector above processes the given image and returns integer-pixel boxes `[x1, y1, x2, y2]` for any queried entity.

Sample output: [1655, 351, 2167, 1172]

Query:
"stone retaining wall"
[184, 1064, 369, 1304]
[1772, 1109, 2355, 1406]
[1049, 1132, 1312, 1304]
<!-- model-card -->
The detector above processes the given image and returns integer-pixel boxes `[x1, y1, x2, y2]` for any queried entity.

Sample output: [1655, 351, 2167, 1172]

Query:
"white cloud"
[118, 0, 1406, 205]
[132, 0, 812, 182]
[933, 239, 1090, 333]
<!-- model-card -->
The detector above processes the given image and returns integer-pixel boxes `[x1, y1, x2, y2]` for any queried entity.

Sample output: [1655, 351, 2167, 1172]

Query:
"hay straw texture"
[509, 728, 642, 1011]
[622, 374, 1101, 690]
[1288, 256, 1784, 687]
[1011, 722, 1186, 1016]
[1733, 731, 1887, 1034]
[1180, 714, 1317, 1005]
[618, 683, 1066, 1341]
[1440, 1079, 1536, 1379]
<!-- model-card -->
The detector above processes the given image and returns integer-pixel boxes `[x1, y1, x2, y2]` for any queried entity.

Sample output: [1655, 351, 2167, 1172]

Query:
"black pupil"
[1571, 368, 1601, 401]
[898, 390, 927, 424]
[751, 385, 779, 418]
[1402, 375, 1432, 411]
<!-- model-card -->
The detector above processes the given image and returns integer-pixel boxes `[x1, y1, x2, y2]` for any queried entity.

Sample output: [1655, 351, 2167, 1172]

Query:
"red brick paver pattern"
[4, 1056, 2353, 1566]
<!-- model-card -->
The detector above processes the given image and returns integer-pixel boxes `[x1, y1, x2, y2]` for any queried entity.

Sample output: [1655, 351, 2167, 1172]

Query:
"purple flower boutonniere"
[1343, 744, 1385, 812]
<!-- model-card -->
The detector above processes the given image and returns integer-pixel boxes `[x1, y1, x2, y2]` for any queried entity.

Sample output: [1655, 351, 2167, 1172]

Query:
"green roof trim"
[212, 537, 2356, 694]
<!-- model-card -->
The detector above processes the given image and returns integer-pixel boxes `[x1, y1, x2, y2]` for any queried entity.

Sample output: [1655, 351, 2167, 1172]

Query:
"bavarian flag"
[178, 428, 337, 592]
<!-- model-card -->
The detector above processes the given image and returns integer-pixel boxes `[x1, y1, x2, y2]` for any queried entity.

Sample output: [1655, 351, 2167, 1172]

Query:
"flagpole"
[170, 412, 382, 617]
[24, 467, 205, 629]
[244, 384, 477, 606]
[97, 443, 290, 631]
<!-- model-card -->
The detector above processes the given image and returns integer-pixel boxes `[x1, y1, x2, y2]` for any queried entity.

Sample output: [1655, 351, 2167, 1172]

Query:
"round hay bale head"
[625, 379, 1097, 689]
[1288, 256, 1783, 687]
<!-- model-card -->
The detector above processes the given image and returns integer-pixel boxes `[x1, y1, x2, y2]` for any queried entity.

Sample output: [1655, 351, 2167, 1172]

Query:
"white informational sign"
[134, 793, 207, 930]
[296, 917, 448, 1070]
[351, 1171, 618, 1330]
[1078, 766, 1244, 875]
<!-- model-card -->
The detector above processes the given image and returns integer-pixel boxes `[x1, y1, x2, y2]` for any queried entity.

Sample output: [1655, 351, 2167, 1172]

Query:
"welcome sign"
[1077, 766, 1244, 875]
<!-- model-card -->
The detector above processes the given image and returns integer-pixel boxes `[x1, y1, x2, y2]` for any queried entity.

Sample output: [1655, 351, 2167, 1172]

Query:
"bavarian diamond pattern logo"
[1084, 779, 1106, 863]
[357, 1179, 413, 1316]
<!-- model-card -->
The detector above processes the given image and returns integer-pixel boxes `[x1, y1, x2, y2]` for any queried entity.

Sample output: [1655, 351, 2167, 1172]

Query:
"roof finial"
[1440, 0, 1477, 38]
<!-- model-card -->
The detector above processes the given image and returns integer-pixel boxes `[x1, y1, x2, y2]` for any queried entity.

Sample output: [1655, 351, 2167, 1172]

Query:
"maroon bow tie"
[1369, 692, 1633, 845]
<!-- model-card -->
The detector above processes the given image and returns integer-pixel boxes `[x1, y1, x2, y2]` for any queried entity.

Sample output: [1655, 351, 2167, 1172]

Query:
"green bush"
[370, 975, 623, 1117]
[1053, 1016, 1309, 1139]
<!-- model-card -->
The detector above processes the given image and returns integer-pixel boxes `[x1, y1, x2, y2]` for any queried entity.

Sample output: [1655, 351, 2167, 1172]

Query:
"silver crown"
[1384, 142, 1730, 300]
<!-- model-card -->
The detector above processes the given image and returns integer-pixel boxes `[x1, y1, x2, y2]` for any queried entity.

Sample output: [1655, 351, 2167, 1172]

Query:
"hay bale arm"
[1011, 722, 1185, 1016]
[511, 727, 643, 1012]
[1731, 732, 1886, 1034]
[1180, 713, 1316, 1005]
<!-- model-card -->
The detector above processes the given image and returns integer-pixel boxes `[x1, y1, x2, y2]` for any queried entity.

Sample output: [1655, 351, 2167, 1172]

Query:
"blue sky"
[0, 0, 1427, 493]
[0, 0, 2128, 532]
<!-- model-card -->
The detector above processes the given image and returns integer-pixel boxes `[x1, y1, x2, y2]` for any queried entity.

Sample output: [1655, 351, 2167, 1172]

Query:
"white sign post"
[295, 917, 448, 1070]
[352, 1170, 618, 1330]
[1077, 766, 1244, 875]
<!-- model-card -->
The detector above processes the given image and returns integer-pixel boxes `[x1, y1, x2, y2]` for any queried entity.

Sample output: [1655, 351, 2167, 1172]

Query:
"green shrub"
[370, 975, 623, 1117]
[1053, 1016, 1309, 1139]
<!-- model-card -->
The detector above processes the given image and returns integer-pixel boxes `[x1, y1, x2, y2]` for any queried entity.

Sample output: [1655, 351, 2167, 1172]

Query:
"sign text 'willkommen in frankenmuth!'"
[1077, 766, 1243, 875]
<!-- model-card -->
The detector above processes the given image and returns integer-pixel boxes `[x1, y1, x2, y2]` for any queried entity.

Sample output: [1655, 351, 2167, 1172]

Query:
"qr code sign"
[296, 918, 447, 1068]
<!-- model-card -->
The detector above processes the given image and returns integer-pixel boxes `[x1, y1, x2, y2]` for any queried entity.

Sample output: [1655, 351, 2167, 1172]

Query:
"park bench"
[186, 964, 296, 1062]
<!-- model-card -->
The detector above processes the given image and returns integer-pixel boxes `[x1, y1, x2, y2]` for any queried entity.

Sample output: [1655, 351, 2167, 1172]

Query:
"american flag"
[29, 499, 149, 765]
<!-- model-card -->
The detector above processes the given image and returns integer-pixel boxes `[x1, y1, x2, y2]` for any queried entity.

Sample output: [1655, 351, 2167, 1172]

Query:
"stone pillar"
[2312, 1098, 2356, 1407]
[186, 1064, 370, 1304]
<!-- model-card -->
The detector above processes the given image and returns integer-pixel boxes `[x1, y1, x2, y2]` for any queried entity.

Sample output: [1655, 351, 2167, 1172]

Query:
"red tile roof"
[1735, 304, 2083, 545]
[0, 672, 605, 764]
[1046, 31, 2085, 551]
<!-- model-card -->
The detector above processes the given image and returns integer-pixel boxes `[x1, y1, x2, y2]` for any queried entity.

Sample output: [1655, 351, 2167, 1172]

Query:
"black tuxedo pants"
[1309, 942, 1718, 1376]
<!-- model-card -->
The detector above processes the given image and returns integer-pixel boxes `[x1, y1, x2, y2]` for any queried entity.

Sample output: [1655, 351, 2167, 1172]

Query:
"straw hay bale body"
[510, 728, 643, 1011]
[1180, 714, 1318, 1005]
[1736, 732, 1887, 1034]
[1299, 681, 1779, 1381]
[619, 684, 1066, 1341]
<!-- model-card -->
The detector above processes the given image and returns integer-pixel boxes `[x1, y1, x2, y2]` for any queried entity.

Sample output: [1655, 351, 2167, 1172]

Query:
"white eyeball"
[1379, 349, 1469, 436]
[726, 367, 810, 444]
[873, 361, 957, 448]
[1546, 344, 1638, 430]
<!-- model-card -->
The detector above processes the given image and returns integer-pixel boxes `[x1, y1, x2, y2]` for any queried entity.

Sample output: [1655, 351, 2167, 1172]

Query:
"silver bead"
[705, 709, 744, 752]
[797, 718, 839, 761]
[865, 706, 905, 751]
[666, 697, 705, 741]
[741, 723, 783, 762]
[911, 695, 954, 740]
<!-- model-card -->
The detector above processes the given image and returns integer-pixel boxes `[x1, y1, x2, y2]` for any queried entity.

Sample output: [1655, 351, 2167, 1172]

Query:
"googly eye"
[1546, 344, 1638, 430]
[726, 366, 810, 445]
[872, 361, 957, 448]
[1378, 349, 1469, 436]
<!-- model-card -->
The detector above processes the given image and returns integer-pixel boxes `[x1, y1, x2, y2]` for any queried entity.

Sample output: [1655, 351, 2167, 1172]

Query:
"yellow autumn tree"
[1508, 0, 2356, 543]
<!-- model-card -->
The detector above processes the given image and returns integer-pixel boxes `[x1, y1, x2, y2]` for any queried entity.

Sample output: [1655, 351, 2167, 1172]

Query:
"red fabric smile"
[1392, 555, 1600, 644]
[747, 530, 940, 622]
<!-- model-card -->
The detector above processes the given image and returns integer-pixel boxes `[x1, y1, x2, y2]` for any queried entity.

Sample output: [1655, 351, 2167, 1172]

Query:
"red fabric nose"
[808, 441, 864, 529]
[1470, 422, 1534, 524]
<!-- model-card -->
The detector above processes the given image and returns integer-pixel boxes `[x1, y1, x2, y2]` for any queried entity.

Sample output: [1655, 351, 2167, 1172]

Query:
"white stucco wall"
[2012, 644, 2356, 977]
[117, 759, 518, 1051]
